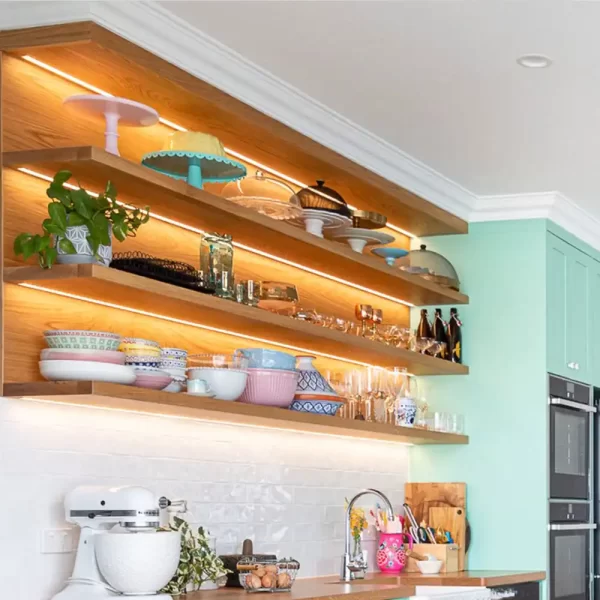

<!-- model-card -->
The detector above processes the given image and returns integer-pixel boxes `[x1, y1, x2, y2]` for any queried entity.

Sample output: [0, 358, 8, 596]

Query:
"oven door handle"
[549, 398, 597, 412]
[549, 523, 597, 531]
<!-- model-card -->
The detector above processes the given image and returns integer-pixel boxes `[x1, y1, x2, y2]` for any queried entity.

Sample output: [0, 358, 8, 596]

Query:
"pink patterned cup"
[376, 532, 412, 573]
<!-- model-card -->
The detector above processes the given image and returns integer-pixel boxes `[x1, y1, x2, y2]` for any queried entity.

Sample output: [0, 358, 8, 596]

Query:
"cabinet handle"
[568, 362, 577, 369]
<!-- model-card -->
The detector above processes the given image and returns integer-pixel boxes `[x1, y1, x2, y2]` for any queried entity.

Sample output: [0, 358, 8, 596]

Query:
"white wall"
[0, 397, 409, 600]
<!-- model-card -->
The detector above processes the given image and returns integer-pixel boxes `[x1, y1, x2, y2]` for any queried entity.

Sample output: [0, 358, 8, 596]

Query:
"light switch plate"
[41, 528, 75, 554]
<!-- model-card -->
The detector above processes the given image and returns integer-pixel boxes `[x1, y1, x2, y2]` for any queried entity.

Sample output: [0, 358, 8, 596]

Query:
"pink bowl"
[134, 370, 173, 390]
[40, 348, 125, 365]
[238, 368, 299, 407]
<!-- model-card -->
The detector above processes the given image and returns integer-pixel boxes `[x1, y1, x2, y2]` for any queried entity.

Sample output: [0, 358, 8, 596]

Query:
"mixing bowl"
[187, 368, 248, 401]
[238, 368, 299, 407]
[96, 530, 180, 594]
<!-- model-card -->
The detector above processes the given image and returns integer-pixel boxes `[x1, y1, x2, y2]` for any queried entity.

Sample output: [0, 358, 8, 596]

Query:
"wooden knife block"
[405, 543, 460, 573]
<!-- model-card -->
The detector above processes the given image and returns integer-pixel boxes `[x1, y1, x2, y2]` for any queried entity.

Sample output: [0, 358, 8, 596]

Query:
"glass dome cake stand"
[141, 151, 247, 190]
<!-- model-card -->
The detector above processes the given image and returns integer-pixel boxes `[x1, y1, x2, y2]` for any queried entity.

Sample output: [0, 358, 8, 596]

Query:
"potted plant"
[162, 517, 230, 595]
[13, 169, 149, 268]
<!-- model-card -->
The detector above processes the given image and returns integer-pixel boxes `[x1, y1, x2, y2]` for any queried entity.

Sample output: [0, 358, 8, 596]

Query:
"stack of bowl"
[40, 330, 136, 384]
[236, 349, 299, 408]
[160, 348, 188, 393]
[119, 338, 172, 390]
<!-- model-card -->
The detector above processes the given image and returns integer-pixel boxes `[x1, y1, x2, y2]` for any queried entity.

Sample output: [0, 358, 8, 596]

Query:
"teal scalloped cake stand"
[141, 151, 247, 189]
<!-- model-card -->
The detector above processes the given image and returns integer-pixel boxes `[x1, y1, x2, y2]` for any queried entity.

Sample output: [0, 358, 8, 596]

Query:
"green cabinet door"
[547, 234, 569, 379]
[566, 246, 592, 383]
[590, 265, 600, 386]
[547, 233, 592, 383]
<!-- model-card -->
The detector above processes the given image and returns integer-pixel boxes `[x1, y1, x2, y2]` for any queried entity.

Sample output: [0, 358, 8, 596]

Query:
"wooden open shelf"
[0, 22, 468, 238]
[3, 146, 469, 307]
[3, 381, 469, 445]
[5, 265, 468, 375]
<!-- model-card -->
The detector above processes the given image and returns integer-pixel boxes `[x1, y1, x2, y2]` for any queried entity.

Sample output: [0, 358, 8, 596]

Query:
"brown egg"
[262, 574, 276, 588]
[248, 574, 262, 589]
[265, 565, 278, 574]
[255, 567, 266, 578]
[277, 573, 291, 588]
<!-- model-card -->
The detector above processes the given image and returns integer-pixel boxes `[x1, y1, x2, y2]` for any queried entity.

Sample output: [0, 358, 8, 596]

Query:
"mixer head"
[64, 485, 167, 530]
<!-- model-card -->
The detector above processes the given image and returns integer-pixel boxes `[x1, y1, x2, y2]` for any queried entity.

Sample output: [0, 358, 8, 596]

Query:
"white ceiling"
[160, 0, 600, 218]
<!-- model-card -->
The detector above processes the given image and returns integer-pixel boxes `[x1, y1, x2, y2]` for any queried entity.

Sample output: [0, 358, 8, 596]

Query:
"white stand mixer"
[52, 486, 178, 600]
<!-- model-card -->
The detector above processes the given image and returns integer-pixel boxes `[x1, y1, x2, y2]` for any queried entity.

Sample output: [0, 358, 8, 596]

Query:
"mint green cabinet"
[547, 233, 592, 383]
[590, 266, 600, 386]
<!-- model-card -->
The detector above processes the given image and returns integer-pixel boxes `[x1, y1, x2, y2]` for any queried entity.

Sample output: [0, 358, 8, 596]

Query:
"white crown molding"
[473, 191, 600, 252]
[0, 0, 476, 220]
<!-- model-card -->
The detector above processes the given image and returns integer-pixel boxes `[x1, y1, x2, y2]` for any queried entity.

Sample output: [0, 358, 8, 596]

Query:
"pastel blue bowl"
[371, 247, 409, 266]
[237, 348, 296, 371]
[290, 399, 344, 416]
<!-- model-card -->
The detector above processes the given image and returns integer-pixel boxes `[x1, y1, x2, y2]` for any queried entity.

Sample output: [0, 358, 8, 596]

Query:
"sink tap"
[341, 488, 395, 582]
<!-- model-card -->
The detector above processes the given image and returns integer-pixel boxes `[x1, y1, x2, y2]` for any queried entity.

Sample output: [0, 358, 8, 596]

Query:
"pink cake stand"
[63, 94, 160, 156]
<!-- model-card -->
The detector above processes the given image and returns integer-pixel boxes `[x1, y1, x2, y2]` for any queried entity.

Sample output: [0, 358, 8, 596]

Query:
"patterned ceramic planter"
[56, 224, 112, 267]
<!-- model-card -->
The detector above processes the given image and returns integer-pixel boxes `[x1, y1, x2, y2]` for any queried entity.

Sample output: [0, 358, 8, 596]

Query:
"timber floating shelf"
[5, 265, 469, 375]
[3, 381, 469, 445]
[3, 146, 469, 307]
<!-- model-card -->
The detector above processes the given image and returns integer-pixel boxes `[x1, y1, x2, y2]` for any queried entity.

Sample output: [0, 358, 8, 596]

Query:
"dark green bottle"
[448, 307, 463, 363]
[433, 308, 450, 360]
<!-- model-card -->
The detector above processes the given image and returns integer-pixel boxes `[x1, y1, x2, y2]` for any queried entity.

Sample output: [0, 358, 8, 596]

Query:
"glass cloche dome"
[221, 171, 302, 221]
[396, 244, 460, 291]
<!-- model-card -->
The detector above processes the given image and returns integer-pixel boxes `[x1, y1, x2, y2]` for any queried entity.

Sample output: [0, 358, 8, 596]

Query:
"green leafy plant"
[13, 170, 150, 268]
[162, 517, 230, 595]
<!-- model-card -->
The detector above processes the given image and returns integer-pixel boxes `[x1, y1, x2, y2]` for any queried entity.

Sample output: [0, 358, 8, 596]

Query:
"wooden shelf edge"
[3, 146, 469, 306]
[3, 382, 469, 446]
[4, 264, 470, 375]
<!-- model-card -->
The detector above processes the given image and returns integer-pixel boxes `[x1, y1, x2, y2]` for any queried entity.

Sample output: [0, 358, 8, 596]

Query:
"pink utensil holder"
[376, 532, 413, 573]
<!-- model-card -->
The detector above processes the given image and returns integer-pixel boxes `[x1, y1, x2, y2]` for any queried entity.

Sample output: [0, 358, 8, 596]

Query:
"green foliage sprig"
[162, 517, 230, 595]
[14, 170, 150, 268]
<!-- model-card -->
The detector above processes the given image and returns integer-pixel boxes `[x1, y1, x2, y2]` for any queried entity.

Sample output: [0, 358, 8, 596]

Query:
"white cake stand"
[63, 94, 160, 156]
[330, 228, 395, 253]
[290, 209, 351, 238]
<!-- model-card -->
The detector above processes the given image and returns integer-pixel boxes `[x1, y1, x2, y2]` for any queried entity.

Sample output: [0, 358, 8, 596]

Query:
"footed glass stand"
[141, 151, 246, 189]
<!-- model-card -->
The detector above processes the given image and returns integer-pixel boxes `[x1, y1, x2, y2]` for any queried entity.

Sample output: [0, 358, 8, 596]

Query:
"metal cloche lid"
[296, 179, 352, 218]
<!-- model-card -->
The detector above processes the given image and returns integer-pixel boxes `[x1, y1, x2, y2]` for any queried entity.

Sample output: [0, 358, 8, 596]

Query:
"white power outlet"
[41, 528, 75, 554]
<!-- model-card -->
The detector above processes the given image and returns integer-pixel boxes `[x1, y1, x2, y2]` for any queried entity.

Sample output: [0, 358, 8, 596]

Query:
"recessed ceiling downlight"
[517, 54, 552, 69]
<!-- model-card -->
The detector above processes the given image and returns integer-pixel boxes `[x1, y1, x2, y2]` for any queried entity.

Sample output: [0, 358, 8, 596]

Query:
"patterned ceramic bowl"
[289, 398, 344, 416]
[44, 330, 121, 351]
[121, 337, 160, 348]
[119, 344, 161, 357]
[125, 355, 161, 368]
[160, 358, 187, 369]
[161, 348, 188, 359]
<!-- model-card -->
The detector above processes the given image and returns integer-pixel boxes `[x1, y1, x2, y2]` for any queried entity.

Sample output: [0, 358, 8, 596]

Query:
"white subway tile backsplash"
[0, 398, 409, 600]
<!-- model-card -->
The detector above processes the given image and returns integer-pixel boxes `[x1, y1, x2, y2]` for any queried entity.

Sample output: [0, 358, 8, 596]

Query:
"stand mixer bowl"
[96, 530, 181, 595]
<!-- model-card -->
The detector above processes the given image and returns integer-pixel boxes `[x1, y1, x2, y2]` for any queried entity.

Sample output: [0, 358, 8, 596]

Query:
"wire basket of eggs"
[237, 557, 300, 593]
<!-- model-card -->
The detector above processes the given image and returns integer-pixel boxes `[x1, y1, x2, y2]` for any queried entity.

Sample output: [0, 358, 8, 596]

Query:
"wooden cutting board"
[429, 506, 466, 570]
[405, 482, 467, 570]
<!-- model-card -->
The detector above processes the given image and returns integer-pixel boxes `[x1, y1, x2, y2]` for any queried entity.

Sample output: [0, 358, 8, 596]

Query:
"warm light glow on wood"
[16, 167, 414, 307]
[21, 55, 416, 239]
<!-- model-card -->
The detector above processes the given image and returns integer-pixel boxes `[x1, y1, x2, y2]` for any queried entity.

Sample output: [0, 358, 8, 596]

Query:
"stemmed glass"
[355, 304, 373, 337]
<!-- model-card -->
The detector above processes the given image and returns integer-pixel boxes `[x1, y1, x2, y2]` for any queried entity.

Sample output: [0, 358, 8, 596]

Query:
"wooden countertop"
[185, 578, 416, 600]
[184, 571, 546, 600]
[360, 571, 546, 587]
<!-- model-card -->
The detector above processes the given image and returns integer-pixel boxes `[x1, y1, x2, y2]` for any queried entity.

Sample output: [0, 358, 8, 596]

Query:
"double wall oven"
[548, 375, 596, 600]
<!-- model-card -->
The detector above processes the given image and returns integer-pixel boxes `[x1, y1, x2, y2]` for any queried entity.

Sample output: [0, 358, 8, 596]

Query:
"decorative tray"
[110, 252, 215, 294]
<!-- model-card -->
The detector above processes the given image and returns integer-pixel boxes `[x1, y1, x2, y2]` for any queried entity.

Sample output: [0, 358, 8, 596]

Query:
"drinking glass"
[449, 413, 465, 434]
[434, 411, 449, 432]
